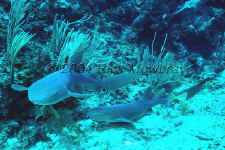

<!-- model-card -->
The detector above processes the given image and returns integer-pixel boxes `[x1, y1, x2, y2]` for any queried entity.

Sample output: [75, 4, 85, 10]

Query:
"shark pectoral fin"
[11, 84, 28, 91]
[68, 91, 94, 98]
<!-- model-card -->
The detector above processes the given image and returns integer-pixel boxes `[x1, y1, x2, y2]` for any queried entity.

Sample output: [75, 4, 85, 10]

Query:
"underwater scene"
[0, 0, 225, 149]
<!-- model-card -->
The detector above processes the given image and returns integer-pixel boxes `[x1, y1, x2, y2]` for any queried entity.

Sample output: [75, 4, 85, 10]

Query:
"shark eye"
[85, 114, 91, 119]
[102, 88, 107, 92]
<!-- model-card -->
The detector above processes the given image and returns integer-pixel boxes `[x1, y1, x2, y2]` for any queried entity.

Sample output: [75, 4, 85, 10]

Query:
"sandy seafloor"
[2, 70, 224, 150]
[0, 0, 224, 149]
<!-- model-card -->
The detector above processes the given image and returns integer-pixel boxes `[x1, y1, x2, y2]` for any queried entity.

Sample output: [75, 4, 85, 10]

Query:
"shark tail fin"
[143, 86, 154, 100]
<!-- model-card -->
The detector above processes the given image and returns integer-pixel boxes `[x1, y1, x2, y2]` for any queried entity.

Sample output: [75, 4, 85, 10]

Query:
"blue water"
[0, 0, 224, 149]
